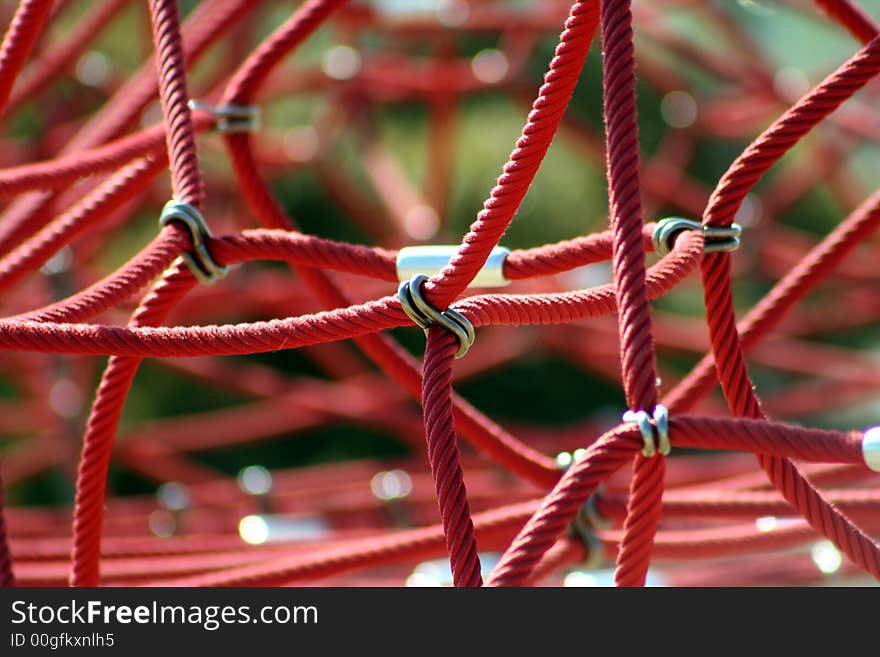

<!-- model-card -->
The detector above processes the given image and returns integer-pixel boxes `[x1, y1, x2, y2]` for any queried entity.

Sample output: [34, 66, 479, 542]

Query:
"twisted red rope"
[0, 0, 877, 590]
[599, 0, 663, 588]
[698, 34, 880, 579]
[71, 264, 195, 586]
[0, 0, 53, 116]
[422, 0, 600, 310]
[421, 328, 482, 587]
[148, 0, 203, 207]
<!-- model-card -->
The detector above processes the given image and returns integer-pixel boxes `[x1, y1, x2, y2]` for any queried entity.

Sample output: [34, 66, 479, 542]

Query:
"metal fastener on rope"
[569, 490, 609, 570]
[652, 217, 742, 257]
[623, 409, 656, 457]
[398, 274, 475, 359]
[188, 99, 262, 133]
[652, 405, 670, 456]
[622, 404, 671, 457]
[582, 490, 611, 532]
[158, 200, 229, 284]
[396, 245, 510, 288]
[862, 426, 880, 472]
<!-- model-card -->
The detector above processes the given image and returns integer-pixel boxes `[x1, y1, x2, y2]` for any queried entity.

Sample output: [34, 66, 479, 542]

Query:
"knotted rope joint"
[652, 217, 742, 257]
[158, 200, 229, 284]
[398, 274, 475, 359]
[622, 405, 671, 457]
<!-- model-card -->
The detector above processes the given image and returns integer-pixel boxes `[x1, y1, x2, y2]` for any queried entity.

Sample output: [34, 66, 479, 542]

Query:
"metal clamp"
[396, 245, 510, 288]
[622, 405, 671, 457]
[652, 217, 742, 257]
[398, 274, 475, 359]
[159, 200, 229, 284]
[188, 99, 262, 133]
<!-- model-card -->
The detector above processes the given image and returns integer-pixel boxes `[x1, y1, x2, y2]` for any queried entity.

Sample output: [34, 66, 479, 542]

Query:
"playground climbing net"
[0, 0, 879, 587]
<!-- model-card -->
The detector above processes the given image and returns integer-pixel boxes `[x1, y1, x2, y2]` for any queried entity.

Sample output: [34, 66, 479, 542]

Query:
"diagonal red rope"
[0, 0, 54, 116]
[486, 417, 867, 586]
[813, 0, 878, 43]
[5, 0, 128, 116]
[422, 0, 600, 311]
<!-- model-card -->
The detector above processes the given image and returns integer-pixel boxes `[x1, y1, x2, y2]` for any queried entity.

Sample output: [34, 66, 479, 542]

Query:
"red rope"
[0, 0, 53, 116]
[422, 0, 600, 310]
[486, 417, 865, 585]
[813, 0, 878, 43]
[0, 157, 168, 294]
[69, 0, 222, 586]
[12, 227, 188, 323]
[599, 0, 663, 588]
[71, 264, 195, 586]
[663, 187, 880, 413]
[0, 0, 877, 590]
[0, 235, 702, 358]
[216, 3, 567, 583]
[421, 328, 482, 586]
[5, 0, 128, 117]
[0, 115, 212, 198]
[0, 0, 253, 265]
[147, 0, 203, 207]
[698, 34, 880, 579]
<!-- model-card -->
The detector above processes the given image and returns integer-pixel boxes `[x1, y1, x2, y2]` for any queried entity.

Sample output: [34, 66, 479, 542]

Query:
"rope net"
[0, 0, 879, 587]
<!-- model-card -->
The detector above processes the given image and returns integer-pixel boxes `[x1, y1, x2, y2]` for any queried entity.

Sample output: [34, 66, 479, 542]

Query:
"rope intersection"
[0, 0, 878, 588]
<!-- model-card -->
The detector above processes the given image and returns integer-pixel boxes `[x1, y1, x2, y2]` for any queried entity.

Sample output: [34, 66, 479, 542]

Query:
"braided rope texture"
[0, 0, 878, 589]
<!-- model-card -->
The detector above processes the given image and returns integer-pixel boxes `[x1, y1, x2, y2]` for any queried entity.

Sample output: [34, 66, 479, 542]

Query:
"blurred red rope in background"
[0, 0, 877, 588]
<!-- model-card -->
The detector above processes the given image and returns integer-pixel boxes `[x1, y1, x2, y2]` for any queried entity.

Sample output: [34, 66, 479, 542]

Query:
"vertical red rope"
[216, 1, 574, 585]
[148, 0, 203, 207]
[599, 0, 663, 587]
[421, 327, 482, 587]
[601, 0, 656, 411]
